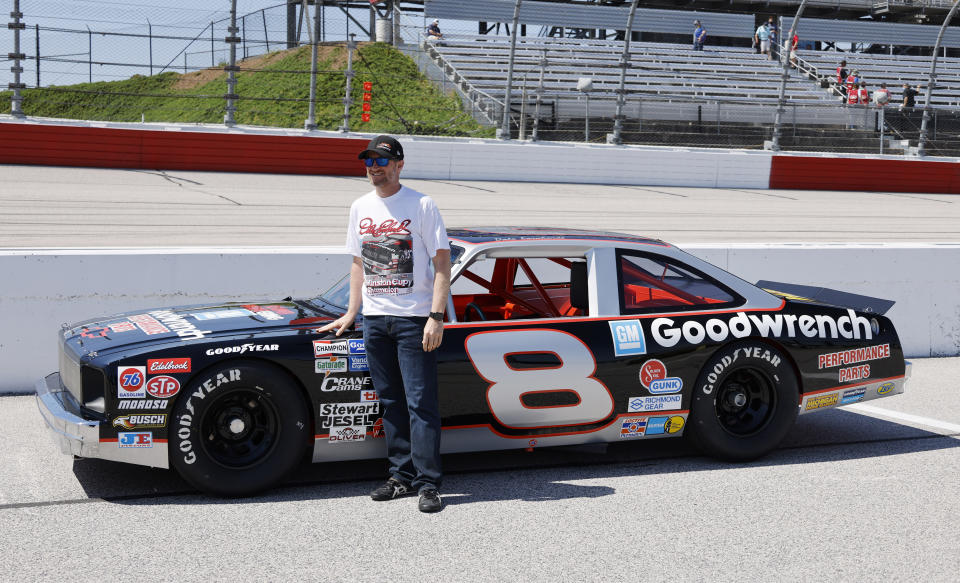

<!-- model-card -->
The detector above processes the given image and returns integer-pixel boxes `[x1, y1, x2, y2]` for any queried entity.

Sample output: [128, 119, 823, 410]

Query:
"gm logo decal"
[609, 320, 646, 357]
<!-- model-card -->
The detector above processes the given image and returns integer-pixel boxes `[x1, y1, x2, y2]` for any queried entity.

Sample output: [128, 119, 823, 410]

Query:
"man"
[846, 71, 858, 106]
[875, 83, 891, 107]
[902, 83, 918, 108]
[426, 19, 443, 40]
[836, 59, 848, 101]
[858, 82, 870, 107]
[693, 20, 706, 51]
[320, 135, 451, 514]
[754, 20, 770, 57]
[768, 20, 778, 61]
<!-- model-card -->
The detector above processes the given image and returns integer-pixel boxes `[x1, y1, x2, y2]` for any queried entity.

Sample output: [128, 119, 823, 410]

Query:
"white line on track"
[846, 403, 960, 435]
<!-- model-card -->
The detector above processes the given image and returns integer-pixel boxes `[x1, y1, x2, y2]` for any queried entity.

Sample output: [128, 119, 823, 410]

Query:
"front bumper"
[35, 372, 100, 458]
[35, 372, 169, 468]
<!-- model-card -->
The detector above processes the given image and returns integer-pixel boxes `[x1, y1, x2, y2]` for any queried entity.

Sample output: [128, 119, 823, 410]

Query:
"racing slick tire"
[688, 341, 798, 462]
[170, 363, 311, 496]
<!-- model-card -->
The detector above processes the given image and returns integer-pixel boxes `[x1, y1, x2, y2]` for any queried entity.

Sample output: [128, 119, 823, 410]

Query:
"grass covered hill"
[2, 42, 493, 137]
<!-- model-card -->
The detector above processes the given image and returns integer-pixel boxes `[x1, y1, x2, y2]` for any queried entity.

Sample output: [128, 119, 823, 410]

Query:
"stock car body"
[37, 227, 910, 496]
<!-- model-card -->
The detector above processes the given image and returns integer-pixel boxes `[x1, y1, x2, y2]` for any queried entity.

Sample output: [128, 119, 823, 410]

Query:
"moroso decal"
[652, 309, 872, 348]
[609, 320, 647, 356]
[118, 399, 168, 410]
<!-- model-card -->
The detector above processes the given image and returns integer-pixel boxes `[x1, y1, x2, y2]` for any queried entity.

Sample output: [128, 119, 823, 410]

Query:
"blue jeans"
[363, 315, 442, 492]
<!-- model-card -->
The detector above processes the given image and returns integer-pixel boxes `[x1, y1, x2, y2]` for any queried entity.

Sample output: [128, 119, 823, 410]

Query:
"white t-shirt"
[345, 185, 449, 317]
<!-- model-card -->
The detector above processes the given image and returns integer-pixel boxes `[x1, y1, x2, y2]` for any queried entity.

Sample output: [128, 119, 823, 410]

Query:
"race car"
[37, 227, 910, 496]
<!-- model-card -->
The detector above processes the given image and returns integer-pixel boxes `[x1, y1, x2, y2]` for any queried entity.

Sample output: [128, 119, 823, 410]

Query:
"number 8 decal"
[465, 329, 614, 429]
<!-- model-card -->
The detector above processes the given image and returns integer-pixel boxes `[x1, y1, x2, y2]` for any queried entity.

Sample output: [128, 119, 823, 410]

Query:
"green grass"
[1, 43, 494, 137]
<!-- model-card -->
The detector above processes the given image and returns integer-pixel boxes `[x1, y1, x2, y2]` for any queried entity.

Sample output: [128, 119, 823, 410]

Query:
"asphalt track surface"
[1, 164, 959, 246]
[2, 165, 959, 581]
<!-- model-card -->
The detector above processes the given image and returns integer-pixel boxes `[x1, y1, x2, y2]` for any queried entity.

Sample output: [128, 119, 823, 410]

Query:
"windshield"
[312, 244, 466, 309]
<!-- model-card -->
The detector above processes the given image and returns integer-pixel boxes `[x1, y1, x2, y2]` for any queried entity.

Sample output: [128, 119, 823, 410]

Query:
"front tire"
[688, 341, 798, 461]
[170, 363, 311, 496]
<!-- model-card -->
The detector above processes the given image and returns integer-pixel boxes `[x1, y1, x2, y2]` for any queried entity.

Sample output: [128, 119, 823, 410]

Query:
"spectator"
[693, 20, 706, 51]
[858, 82, 870, 106]
[845, 71, 858, 105]
[785, 32, 799, 68]
[874, 83, 891, 107]
[837, 59, 848, 100]
[754, 20, 770, 56]
[426, 19, 443, 40]
[768, 20, 778, 61]
[902, 83, 918, 108]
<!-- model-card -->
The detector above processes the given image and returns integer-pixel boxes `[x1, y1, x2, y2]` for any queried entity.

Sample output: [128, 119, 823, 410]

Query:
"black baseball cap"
[358, 135, 404, 160]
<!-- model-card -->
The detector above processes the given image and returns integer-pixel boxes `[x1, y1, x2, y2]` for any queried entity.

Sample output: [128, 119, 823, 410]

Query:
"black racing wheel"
[170, 363, 311, 497]
[687, 341, 798, 461]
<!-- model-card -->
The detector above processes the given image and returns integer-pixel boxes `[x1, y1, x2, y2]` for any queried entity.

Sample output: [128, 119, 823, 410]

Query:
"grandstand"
[412, 0, 960, 153]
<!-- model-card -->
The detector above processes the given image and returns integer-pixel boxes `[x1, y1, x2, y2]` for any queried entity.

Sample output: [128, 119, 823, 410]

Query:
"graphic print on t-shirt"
[358, 217, 414, 296]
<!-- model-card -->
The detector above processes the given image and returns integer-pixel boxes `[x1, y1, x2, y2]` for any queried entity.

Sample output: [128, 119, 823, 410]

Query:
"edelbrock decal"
[652, 309, 873, 348]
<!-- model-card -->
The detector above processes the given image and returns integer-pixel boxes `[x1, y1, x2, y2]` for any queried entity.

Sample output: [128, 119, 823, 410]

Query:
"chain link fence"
[4, 0, 960, 155]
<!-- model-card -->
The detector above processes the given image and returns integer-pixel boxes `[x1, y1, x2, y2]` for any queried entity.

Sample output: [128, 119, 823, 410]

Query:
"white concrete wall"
[3, 244, 957, 394]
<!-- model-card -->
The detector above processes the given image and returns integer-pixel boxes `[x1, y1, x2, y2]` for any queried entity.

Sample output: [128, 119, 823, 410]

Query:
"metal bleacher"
[426, 36, 836, 124]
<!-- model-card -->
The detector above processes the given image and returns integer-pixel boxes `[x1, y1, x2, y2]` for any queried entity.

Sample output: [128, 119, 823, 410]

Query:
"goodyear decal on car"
[840, 388, 866, 405]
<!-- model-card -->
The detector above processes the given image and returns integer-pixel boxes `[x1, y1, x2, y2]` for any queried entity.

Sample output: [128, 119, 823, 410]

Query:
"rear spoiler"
[755, 281, 895, 315]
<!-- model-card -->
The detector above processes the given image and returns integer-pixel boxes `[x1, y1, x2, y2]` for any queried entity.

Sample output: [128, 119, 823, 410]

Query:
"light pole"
[578, 77, 593, 142]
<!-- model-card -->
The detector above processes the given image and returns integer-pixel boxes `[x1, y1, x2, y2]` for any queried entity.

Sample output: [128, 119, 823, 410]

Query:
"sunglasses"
[363, 157, 392, 167]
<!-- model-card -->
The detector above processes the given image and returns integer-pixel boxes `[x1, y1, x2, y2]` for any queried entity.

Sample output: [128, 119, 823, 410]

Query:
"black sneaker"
[370, 478, 412, 501]
[418, 488, 443, 513]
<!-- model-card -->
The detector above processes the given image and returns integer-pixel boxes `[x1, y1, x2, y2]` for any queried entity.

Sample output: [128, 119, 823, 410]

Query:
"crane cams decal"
[176, 369, 242, 465]
[701, 346, 783, 395]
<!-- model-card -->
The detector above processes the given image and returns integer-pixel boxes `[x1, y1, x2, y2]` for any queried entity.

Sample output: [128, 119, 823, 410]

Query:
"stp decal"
[145, 375, 181, 399]
[609, 320, 646, 357]
[117, 366, 146, 398]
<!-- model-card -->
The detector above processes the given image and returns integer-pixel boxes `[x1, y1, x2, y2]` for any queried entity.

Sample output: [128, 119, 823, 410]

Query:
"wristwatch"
[428, 311, 444, 322]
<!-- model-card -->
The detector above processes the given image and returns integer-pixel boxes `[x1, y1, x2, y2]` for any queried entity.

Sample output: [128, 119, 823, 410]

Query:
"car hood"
[62, 299, 339, 356]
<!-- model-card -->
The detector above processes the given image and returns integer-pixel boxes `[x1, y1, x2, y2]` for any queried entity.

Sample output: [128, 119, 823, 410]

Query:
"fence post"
[147, 19, 153, 76]
[262, 9, 270, 52]
[87, 25, 92, 83]
[305, 0, 321, 130]
[8, 0, 26, 117]
[610, 0, 640, 145]
[340, 34, 356, 133]
[532, 49, 546, 142]
[224, 0, 240, 126]
[499, 0, 523, 140]
[35, 23, 39, 88]
[210, 22, 215, 67]
[770, 1, 808, 151]
[918, 0, 960, 157]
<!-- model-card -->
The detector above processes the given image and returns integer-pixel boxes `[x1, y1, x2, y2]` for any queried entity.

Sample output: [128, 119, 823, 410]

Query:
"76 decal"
[465, 329, 613, 432]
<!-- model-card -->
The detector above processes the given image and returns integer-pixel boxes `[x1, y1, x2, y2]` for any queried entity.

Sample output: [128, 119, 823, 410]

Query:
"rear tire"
[170, 363, 311, 496]
[688, 341, 798, 461]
